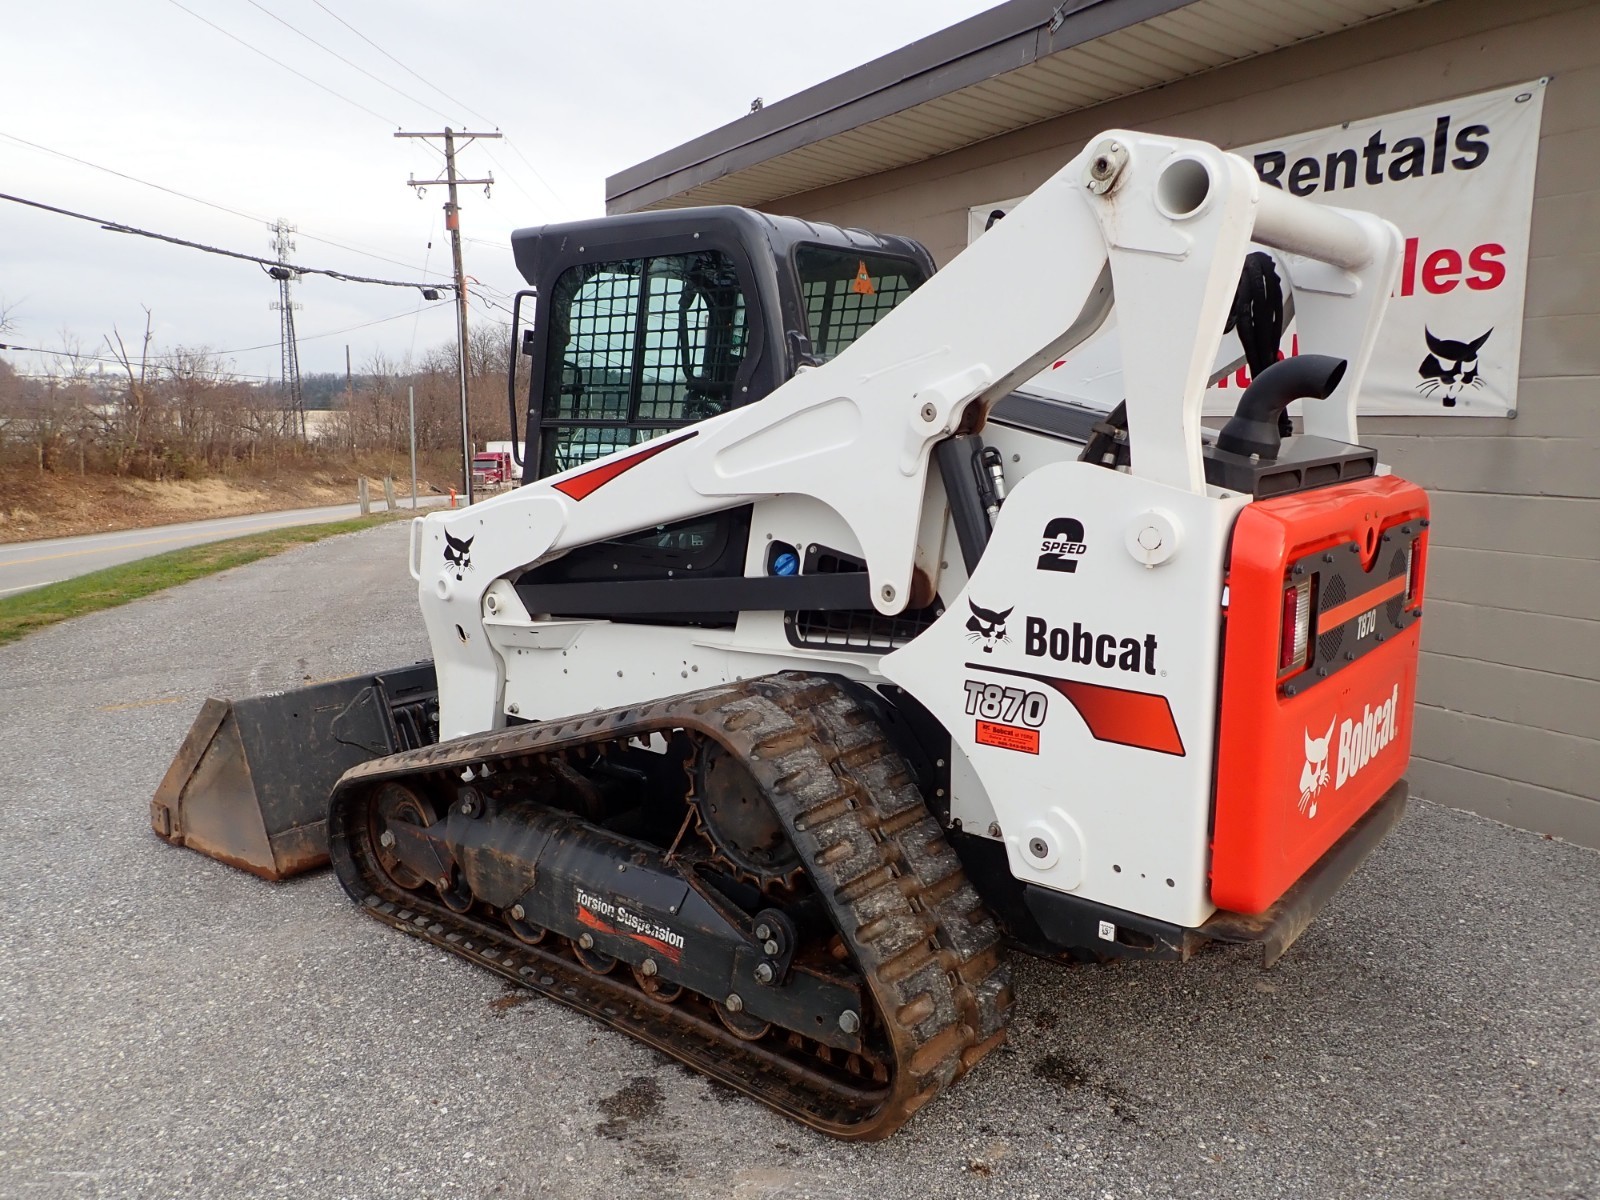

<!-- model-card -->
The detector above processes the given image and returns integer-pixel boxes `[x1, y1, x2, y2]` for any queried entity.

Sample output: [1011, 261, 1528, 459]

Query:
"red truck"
[471, 450, 514, 489]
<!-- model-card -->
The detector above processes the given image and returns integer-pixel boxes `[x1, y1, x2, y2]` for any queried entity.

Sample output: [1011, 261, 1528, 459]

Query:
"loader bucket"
[150, 662, 438, 880]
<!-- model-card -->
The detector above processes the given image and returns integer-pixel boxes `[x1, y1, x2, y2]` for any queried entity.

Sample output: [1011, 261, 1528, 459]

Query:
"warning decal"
[850, 260, 876, 295]
[975, 720, 1040, 754]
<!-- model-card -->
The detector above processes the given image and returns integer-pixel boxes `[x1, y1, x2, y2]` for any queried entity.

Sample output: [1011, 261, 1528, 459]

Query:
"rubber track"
[326, 673, 1012, 1139]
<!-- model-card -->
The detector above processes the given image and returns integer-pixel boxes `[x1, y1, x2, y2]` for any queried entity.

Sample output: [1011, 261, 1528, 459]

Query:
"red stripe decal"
[551, 431, 697, 501]
[969, 663, 1185, 756]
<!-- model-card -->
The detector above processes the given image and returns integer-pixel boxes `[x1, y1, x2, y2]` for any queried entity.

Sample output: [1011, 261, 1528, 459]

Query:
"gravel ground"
[1, 521, 1595, 1200]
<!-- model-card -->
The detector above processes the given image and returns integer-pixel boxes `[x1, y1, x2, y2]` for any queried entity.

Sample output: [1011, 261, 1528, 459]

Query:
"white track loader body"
[407, 130, 1402, 932]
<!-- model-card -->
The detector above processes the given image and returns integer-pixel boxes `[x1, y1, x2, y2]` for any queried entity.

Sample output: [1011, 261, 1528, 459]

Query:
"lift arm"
[413, 130, 1401, 738]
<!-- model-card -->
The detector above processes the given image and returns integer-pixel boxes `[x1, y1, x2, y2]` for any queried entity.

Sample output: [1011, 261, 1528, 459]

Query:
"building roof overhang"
[607, 0, 1436, 213]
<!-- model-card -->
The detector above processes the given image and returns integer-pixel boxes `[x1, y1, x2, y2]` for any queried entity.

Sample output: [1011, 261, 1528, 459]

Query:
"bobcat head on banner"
[1417, 327, 1491, 407]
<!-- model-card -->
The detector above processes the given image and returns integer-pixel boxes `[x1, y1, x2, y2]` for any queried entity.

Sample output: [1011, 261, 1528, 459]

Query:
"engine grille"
[785, 603, 944, 654]
[1385, 548, 1409, 626]
[1317, 574, 1346, 662]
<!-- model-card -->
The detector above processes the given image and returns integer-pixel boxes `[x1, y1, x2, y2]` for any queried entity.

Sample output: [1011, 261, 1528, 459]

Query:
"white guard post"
[410, 130, 1400, 928]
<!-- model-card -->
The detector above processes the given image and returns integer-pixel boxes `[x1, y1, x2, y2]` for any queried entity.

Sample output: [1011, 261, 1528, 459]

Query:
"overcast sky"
[2, 0, 997, 384]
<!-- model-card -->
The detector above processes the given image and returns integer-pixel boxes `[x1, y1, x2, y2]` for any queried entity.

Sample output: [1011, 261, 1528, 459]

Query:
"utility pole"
[408, 384, 418, 511]
[345, 344, 354, 457]
[396, 127, 500, 504]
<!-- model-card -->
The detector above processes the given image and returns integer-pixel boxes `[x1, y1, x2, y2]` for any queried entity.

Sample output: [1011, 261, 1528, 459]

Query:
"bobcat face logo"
[1298, 718, 1335, 818]
[443, 531, 474, 581]
[966, 600, 1013, 653]
[1417, 328, 1491, 406]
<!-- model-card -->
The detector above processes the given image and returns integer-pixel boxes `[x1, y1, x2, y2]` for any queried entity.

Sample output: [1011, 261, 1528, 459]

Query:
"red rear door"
[1210, 475, 1429, 914]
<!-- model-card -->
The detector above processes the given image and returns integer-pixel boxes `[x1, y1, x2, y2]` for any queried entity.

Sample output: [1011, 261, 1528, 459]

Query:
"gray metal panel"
[1362, 377, 1600, 438]
[1525, 252, 1600, 319]
[1426, 493, 1600, 559]
[1362, 436, 1600, 499]
[1414, 705, 1599, 801]
[1417, 651, 1600, 741]
[1421, 600, 1600, 679]
[1522, 315, 1600, 377]
[1405, 757, 1599, 848]
[1423, 546, 1600, 622]
[1528, 191, 1600, 257]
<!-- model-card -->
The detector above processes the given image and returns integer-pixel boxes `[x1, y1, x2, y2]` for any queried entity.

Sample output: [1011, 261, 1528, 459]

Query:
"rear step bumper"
[1023, 779, 1408, 965]
[1201, 778, 1407, 965]
[150, 663, 438, 880]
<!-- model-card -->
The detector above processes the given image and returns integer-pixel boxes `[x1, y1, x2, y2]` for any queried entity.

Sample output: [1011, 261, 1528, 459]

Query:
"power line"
[501, 136, 585, 216]
[0, 129, 431, 274]
[0, 131, 258, 223]
[1, 301, 456, 372]
[466, 294, 512, 327]
[163, 0, 398, 127]
[294, 0, 581, 217]
[409, 213, 440, 362]
[0, 342, 278, 381]
[478, 145, 553, 222]
[241, 0, 454, 124]
[0, 191, 449, 291]
[308, 0, 498, 127]
[217, 299, 455, 355]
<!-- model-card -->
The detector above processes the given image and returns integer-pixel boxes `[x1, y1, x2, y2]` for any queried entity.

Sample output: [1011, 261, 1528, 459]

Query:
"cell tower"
[268, 219, 306, 439]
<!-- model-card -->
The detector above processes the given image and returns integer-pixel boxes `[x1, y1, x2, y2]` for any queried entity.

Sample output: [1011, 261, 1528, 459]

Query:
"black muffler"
[1216, 354, 1347, 460]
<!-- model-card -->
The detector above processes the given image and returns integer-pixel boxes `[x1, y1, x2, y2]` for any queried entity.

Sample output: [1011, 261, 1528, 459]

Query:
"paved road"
[0, 523, 1596, 1199]
[0, 498, 443, 595]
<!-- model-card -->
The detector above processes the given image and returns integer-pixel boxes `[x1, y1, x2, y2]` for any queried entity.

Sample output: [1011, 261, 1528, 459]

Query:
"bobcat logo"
[1417, 328, 1491, 406]
[443, 531, 474, 581]
[966, 600, 1013, 653]
[1298, 718, 1335, 817]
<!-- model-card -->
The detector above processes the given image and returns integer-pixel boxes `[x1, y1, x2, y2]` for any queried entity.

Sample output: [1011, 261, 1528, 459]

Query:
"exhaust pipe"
[1216, 354, 1347, 460]
[150, 662, 438, 880]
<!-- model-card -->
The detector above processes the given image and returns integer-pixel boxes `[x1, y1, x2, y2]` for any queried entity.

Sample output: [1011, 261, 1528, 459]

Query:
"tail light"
[1406, 537, 1425, 608]
[1279, 577, 1312, 674]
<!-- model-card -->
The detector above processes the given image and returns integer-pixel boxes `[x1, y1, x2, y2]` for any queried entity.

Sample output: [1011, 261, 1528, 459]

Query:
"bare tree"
[104, 307, 155, 475]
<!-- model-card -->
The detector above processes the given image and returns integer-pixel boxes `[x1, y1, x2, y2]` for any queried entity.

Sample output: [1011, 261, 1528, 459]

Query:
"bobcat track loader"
[152, 131, 1427, 1139]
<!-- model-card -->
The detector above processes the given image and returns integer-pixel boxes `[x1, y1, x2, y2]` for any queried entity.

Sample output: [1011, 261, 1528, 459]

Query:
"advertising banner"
[969, 80, 1547, 417]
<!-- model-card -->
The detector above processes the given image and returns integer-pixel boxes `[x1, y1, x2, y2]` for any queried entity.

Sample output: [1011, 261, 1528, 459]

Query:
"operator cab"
[508, 206, 935, 484]
[505, 208, 934, 602]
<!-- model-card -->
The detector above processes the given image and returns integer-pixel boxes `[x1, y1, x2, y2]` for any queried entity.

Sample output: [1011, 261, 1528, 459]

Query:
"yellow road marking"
[97, 697, 184, 713]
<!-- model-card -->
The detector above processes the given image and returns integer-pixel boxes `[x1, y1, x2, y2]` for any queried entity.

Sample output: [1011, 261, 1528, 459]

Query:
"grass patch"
[0, 514, 401, 646]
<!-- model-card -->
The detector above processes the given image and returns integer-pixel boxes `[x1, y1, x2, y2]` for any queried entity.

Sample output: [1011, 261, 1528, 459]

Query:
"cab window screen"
[795, 247, 925, 361]
[539, 251, 748, 477]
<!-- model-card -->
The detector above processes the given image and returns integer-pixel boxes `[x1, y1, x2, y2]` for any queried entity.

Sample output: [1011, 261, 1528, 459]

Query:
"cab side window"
[795, 247, 925, 362]
[539, 251, 749, 478]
